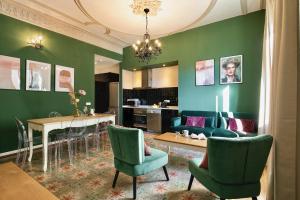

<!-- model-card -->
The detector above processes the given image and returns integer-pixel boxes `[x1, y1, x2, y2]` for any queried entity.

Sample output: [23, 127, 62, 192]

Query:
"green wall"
[121, 11, 265, 116]
[0, 14, 122, 154]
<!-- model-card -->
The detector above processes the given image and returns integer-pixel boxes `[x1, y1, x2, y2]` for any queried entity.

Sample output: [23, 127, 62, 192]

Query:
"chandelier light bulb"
[149, 46, 152, 51]
[38, 35, 43, 41]
[145, 39, 149, 43]
[136, 40, 141, 45]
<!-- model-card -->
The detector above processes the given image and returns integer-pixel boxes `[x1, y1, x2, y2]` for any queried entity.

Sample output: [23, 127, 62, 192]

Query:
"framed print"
[55, 65, 74, 92]
[26, 60, 51, 91]
[220, 55, 243, 84]
[195, 59, 214, 86]
[0, 55, 20, 90]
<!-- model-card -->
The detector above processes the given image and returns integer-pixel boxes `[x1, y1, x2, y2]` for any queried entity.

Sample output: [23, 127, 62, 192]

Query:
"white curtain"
[258, 0, 298, 199]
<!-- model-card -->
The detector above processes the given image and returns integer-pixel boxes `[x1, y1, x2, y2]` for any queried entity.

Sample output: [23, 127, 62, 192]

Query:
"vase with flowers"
[69, 89, 86, 117]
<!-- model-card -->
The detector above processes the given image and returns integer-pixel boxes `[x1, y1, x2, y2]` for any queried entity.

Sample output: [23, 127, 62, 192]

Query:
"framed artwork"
[0, 55, 20, 90]
[26, 60, 51, 91]
[195, 59, 214, 86]
[220, 55, 243, 84]
[55, 65, 74, 92]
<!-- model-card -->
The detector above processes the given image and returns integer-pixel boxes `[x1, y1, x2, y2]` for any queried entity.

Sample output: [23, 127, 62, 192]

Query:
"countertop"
[122, 105, 178, 110]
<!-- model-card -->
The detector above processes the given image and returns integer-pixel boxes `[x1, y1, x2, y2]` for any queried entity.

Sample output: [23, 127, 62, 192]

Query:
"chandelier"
[132, 8, 162, 63]
[130, 0, 161, 16]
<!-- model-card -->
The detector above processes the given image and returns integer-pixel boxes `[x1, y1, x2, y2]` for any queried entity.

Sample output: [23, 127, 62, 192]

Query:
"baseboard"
[0, 141, 58, 158]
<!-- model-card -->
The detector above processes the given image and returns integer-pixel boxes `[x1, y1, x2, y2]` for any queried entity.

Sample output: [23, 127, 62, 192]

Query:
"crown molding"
[0, 0, 124, 54]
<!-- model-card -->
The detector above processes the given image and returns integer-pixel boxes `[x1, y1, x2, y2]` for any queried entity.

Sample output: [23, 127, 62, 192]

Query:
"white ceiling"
[7, 0, 264, 54]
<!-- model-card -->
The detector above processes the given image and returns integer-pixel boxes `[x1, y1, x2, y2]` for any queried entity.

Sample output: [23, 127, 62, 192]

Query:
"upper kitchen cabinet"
[133, 70, 142, 88]
[152, 66, 178, 88]
[122, 69, 133, 89]
[122, 65, 178, 89]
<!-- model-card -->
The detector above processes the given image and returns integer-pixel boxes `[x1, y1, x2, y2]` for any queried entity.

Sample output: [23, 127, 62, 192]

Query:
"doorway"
[94, 55, 120, 124]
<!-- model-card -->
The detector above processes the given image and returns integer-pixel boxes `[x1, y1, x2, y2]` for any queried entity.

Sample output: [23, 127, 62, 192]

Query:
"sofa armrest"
[171, 117, 181, 127]
[212, 128, 239, 138]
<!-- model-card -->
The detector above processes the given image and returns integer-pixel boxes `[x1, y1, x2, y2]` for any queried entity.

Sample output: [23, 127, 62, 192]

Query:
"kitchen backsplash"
[123, 87, 178, 106]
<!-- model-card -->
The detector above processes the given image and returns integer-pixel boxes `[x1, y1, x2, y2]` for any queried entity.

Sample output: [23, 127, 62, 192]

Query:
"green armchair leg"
[112, 170, 119, 188]
[163, 166, 169, 181]
[187, 174, 194, 191]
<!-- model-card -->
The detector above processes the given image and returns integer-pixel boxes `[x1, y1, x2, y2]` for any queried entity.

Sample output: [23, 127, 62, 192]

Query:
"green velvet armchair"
[108, 125, 169, 199]
[188, 135, 273, 200]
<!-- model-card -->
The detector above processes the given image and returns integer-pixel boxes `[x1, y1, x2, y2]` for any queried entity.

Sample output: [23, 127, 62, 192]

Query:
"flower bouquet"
[69, 89, 86, 117]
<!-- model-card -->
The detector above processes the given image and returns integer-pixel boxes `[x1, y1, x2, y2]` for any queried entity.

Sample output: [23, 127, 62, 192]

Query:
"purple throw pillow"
[185, 116, 205, 128]
[228, 118, 256, 133]
[228, 118, 238, 131]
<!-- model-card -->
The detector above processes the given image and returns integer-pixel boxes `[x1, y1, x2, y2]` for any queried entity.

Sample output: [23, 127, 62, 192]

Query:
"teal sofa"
[171, 111, 218, 137]
[188, 135, 273, 200]
[171, 111, 258, 138]
[108, 125, 169, 199]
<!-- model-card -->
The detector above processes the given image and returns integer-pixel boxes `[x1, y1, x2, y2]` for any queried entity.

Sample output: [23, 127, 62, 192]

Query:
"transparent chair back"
[67, 118, 88, 164]
[48, 111, 63, 167]
[49, 112, 62, 118]
[15, 118, 29, 167]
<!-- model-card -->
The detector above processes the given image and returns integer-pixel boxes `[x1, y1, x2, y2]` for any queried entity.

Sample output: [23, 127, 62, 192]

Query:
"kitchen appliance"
[109, 82, 119, 124]
[147, 109, 161, 132]
[133, 108, 147, 129]
[127, 98, 141, 107]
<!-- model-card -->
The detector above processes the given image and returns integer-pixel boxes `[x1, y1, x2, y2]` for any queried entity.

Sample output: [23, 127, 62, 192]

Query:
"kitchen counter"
[122, 105, 178, 110]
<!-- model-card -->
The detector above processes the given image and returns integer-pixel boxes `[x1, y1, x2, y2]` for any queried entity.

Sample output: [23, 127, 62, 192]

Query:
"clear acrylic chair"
[93, 120, 113, 151]
[48, 112, 66, 167]
[67, 118, 88, 164]
[15, 118, 42, 168]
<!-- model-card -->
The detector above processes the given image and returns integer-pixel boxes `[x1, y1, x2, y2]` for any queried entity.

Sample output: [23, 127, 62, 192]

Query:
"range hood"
[135, 69, 152, 89]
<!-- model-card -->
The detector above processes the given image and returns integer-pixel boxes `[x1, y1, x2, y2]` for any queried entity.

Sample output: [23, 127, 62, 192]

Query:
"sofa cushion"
[219, 117, 228, 129]
[114, 148, 168, 177]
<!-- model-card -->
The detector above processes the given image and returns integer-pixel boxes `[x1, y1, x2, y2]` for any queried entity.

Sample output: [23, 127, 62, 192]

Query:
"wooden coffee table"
[154, 132, 207, 153]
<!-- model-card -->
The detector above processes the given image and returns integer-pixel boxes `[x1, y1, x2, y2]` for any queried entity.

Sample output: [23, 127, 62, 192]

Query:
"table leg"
[43, 129, 49, 172]
[28, 126, 33, 162]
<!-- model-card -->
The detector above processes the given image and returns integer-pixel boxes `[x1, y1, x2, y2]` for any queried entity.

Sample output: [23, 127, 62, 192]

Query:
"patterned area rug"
[21, 133, 255, 200]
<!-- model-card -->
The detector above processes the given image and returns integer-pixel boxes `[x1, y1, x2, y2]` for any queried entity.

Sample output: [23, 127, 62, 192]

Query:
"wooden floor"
[0, 162, 59, 200]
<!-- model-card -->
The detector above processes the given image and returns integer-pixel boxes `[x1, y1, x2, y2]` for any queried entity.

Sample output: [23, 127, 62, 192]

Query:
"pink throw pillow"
[144, 142, 151, 156]
[228, 118, 256, 133]
[185, 116, 205, 128]
[199, 151, 208, 169]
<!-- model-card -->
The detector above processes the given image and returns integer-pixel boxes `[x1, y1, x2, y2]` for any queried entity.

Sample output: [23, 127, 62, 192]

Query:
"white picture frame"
[55, 65, 74, 92]
[220, 55, 243, 84]
[26, 60, 51, 91]
[0, 55, 21, 90]
[195, 59, 215, 86]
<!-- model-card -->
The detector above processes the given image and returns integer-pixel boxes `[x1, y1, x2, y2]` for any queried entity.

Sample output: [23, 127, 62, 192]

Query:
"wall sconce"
[27, 35, 43, 49]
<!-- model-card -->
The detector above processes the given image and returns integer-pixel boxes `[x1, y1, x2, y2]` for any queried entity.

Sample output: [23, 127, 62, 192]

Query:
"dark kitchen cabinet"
[161, 109, 178, 132]
[123, 108, 133, 127]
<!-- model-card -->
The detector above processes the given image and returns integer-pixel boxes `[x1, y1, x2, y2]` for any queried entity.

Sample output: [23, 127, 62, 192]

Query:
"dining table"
[27, 113, 115, 172]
